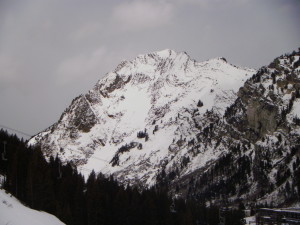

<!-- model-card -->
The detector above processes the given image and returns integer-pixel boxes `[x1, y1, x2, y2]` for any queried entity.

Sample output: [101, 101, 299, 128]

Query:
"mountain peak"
[155, 49, 178, 58]
[133, 49, 190, 63]
[28, 49, 256, 188]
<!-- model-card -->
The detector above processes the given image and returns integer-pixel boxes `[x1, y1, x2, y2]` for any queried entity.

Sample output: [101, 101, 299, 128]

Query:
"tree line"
[0, 129, 240, 225]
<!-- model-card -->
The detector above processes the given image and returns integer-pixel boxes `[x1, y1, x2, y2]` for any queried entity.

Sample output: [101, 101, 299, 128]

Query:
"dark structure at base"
[256, 208, 300, 224]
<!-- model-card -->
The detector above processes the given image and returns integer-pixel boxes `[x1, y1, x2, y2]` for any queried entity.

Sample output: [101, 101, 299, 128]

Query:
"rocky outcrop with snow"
[171, 49, 300, 207]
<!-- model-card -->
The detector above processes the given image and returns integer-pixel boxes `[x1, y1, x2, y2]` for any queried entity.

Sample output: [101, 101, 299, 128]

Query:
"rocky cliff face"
[169, 49, 300, 207]
[29, 48, 300, 207]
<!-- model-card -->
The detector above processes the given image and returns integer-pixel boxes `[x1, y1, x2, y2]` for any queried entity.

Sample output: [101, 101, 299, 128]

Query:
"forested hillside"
[0, 130, 244, 225]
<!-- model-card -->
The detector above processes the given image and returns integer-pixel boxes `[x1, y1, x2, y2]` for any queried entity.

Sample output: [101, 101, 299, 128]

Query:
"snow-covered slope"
[28, 49, 255, 187]
[174, 49, 300, 207]
[0, 189, 65, 225]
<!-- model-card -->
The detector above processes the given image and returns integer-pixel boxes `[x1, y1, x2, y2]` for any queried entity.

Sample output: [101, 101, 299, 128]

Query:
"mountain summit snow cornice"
[28, 49, 256, 187]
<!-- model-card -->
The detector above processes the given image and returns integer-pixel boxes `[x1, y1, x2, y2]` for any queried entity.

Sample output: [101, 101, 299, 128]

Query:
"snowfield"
[0, 189, 65, 225]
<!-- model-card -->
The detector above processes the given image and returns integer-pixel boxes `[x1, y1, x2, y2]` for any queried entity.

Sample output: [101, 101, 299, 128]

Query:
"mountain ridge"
[28, 49, 255, 187]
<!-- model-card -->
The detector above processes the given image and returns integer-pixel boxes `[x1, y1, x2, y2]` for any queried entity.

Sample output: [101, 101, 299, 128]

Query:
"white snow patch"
[0, 189, 65, 225]
[244, 216, 256, 224]
[291, 99, 300, 117]
[0, 175, 5, 188]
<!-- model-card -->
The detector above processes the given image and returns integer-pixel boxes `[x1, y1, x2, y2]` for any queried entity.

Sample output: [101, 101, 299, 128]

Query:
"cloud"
[0, 54, 20, 90]
[56, 47, 109, 86]
[112, 0, 174, 31]
[175, 0, 250, 7]
[70, 22, 102, 42]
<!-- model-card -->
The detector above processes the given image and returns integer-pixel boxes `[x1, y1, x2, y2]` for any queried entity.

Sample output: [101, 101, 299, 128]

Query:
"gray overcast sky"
[0, 0, 300, 139]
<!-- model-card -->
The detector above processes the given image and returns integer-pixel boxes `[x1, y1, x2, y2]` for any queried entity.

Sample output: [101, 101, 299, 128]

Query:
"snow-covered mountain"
[28, 49, 255, 187]
[29, 48, 300, 206]
[0, 189, 65, 225]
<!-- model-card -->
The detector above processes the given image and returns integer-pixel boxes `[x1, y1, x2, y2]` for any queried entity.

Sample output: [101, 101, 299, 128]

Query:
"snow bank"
[0, 189, 65, 225]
